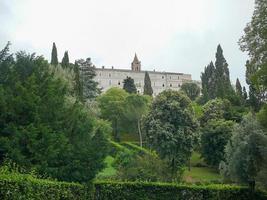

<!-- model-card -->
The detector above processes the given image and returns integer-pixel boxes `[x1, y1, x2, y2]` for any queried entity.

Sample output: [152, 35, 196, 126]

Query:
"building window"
[118, 81, 120, 85]
[154, 82, 155, 86]
[170, 76, 171, 79]
[170, 84, 172, 87]
[162, 76, 164, 79]
[162, 84, 165, 87]
[178, 84, 180, 87]
[178, 76, 179, 80]
[99, 72, 101, 76]
[109, 80, 111, 85]
[109, 73, 111, 77]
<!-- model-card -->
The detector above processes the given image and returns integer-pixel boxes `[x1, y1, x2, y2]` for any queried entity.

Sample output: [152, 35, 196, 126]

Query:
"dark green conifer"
[143, 71, 153, 96]
[61, 51, 69, 68]
[215, 44, 233, 98]
[201, 61, 216, 102]
[51, 42, 58, 65]
[235, 78, 242, 97]
[123, 77, 137, 94]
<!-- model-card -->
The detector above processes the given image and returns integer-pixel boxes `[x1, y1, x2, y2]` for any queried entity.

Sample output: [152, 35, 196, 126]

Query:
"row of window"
[103, 80, 181, 88]
[98, 72, 180, 80]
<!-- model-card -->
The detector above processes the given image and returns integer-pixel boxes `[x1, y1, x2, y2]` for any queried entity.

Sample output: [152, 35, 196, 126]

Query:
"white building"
[94, 54, 193, 96]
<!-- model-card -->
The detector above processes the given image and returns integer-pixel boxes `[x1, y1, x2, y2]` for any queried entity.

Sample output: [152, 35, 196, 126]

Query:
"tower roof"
[133, 53, 139, 62]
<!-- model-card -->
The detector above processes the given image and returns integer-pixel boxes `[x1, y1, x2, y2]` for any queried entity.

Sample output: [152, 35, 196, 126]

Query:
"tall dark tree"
[201, 61, 216, 102]
[215, 45, 233, 98]
[50, 42, 58, 65]
[246, 61, 262, 111]
[123, 77, 137, 94]
[76, 58, 100, 100]
[143, 71, 153, 96]
[61, 51, 69, 68]
[235, 78, 242, 97]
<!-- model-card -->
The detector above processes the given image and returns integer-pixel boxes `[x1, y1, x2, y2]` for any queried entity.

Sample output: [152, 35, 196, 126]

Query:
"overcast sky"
[0, 0, 255, 85]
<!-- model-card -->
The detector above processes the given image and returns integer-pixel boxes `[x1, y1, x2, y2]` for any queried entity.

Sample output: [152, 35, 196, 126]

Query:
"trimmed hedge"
[109, 140, 130, 157]
[0, 174, 89, 200]
[94, 181, 267, 200]
[1, 174, 267, 200]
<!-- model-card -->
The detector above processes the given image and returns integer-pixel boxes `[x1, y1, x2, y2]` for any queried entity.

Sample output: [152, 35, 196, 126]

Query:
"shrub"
[0, 173, 89, 200]
[94, 181, 267, 200]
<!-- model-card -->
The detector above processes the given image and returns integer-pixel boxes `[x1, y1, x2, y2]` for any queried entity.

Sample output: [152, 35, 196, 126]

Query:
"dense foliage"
[144, 90, 199, 177]
[181, 82, 200, 101]
[123, 76, 137, 94]
[0, 44, 109, 183]
[221, 114, 267, 189]
[201, 120, 234, 167]
[94, 181, 267, 200]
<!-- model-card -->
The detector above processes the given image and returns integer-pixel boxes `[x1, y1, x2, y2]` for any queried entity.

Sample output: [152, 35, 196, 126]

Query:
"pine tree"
[61, 51, 69, 68]
[201, 61, 216, 102]
[76, 58, 100, 100]
[51, 42, 58, 65]
[215, 44, 233, 98]
[235, 78, 242, 97]
[123, 77, 137, 94]
[143, 71, 153, 96]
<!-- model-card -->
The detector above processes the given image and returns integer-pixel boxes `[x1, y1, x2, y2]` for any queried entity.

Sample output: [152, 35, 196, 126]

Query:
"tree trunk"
[188, 159, 191, 171]
[137, 119, 143, 148]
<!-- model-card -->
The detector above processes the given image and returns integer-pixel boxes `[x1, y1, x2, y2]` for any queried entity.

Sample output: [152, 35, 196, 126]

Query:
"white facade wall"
[94, 67, 192, 96]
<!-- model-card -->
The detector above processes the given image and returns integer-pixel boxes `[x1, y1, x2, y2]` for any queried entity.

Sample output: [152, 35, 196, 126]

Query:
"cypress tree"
[61, 51, 69, 68]
[123, 77, 137, 94]
[215, 44, 233, 98]
[235, 78, 242, 97]
[51, 42, 58, 65]
[143, 71, 153, 96]
[201, 61, 216, 102]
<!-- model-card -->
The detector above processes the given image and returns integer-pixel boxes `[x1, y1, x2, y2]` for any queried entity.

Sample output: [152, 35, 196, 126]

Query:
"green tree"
[143, 71, 153, 96]
[215, 44, 234, 99]
[123, 94, 151, 147]
[221, 114, 267, 190]
[50, 42, 58, 65]
[201, 119, 234, 167]
[201, 61, 216, 102]
[144, 90, 198, 177]
[76, 58, 100, 100]
[97, 87, 128, 141]
[200, 98, 232, 125]
[0, 46, 109, 183]
[61, 51, 69, 68]
[181, 82, 200, 101]
[123, 77, 137, 94]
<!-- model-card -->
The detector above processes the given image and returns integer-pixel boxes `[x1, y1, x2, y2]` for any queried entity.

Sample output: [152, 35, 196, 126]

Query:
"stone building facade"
[94, 54, 193, 96]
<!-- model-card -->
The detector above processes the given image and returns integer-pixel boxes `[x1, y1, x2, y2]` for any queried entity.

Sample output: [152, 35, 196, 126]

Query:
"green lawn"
[183, 152, 221, 183]
[97, 156, 117, 178]
[183, 167, 221, 183]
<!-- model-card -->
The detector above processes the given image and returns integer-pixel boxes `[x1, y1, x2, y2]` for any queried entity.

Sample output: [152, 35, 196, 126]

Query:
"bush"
[0, 173, 89, 200]
[94, 181, 267, 200]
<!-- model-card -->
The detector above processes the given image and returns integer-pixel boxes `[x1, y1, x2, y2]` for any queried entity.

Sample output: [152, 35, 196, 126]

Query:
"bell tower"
[131, 53, 141, 71]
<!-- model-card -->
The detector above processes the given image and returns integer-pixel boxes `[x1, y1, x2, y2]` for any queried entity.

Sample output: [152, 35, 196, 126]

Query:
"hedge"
[94, 181, 267, 200]
[1, 175, 267, 200]
[0, 173, 89, 200]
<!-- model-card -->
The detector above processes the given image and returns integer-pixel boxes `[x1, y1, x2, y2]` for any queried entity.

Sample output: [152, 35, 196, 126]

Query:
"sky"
[0, 0, 255, 85]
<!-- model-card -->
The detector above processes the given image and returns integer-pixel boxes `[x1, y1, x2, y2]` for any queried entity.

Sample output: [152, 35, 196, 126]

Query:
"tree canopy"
[123, 77, 137, 94]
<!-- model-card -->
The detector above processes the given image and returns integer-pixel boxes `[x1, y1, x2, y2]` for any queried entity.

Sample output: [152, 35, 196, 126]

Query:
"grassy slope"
[97, 156, 117, 178]
[183, 152, 221, 183]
